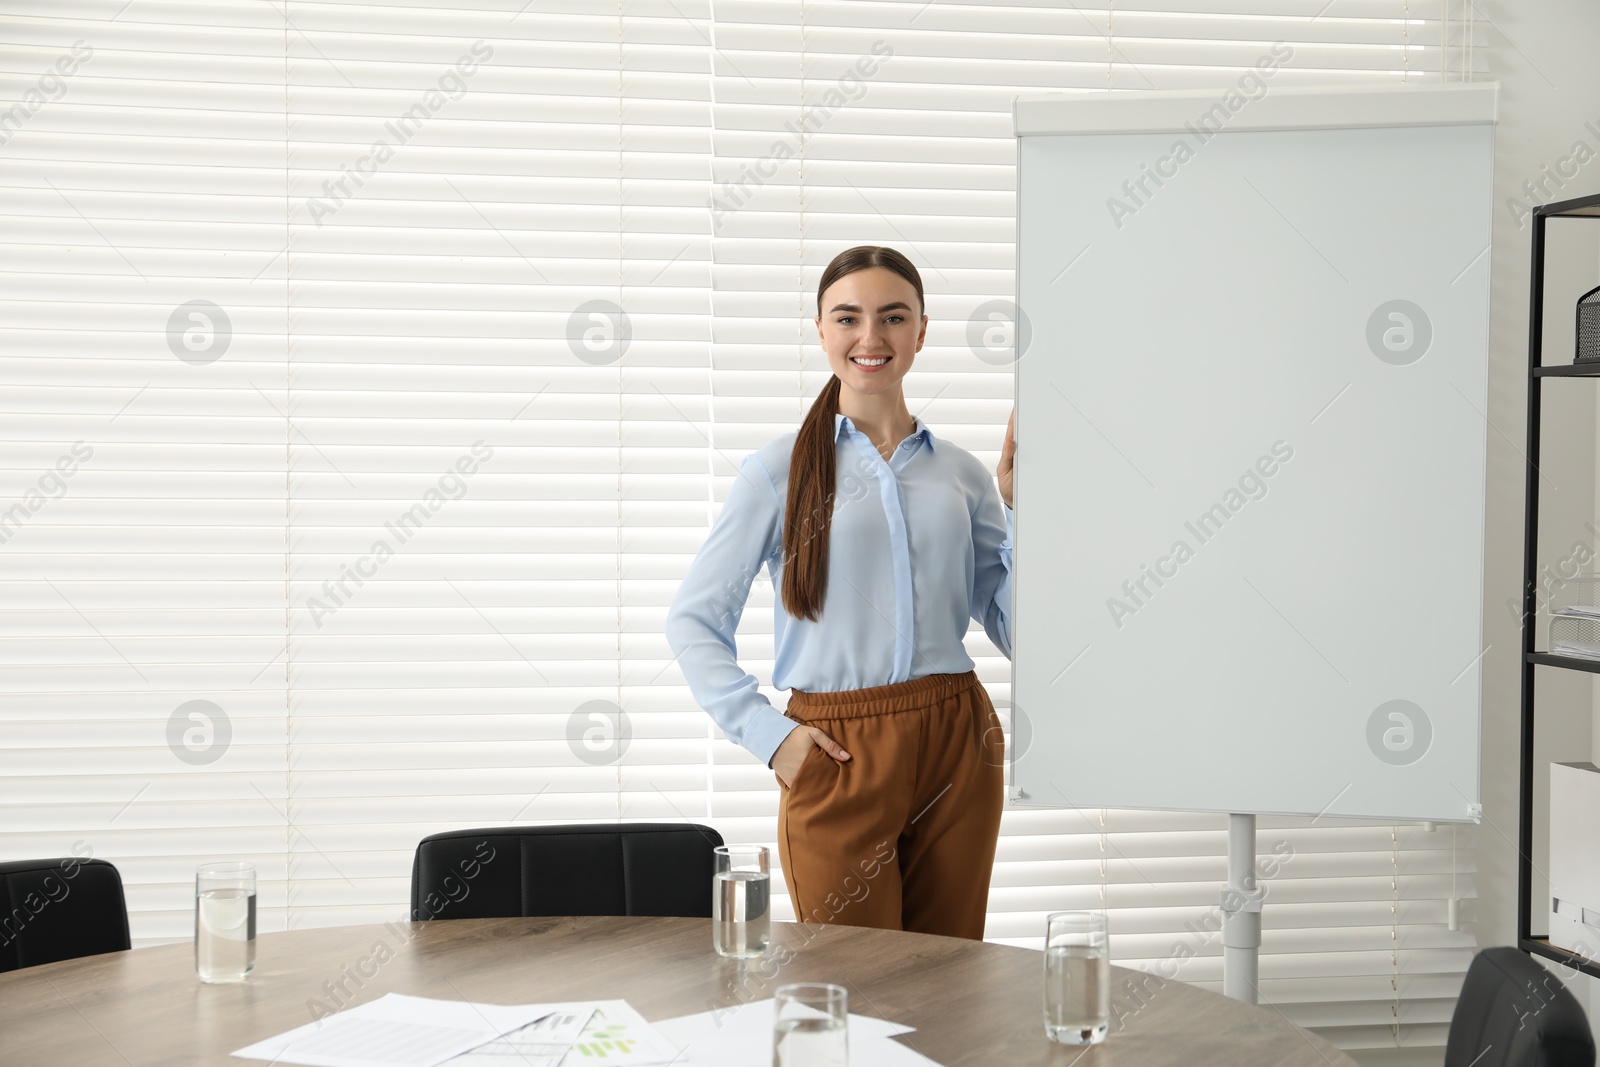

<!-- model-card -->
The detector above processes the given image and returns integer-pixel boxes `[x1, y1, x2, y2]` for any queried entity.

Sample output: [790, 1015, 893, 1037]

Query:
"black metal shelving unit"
[1519, 190, 1600, 981]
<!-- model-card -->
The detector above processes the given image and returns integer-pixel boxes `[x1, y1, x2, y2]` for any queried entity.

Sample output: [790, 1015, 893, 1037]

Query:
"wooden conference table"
[0, 915, 1356, 1066]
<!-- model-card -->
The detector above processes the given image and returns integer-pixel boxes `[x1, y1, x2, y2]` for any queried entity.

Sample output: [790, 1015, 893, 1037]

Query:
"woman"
[665, 245, 1016, 941]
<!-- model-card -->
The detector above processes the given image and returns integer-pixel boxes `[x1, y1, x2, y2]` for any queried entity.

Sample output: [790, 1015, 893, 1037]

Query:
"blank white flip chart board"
[1010, 84, 1496, 823]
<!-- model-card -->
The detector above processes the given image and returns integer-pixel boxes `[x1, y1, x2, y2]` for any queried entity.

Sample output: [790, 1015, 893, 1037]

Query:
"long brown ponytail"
[781, 245, 925, 622]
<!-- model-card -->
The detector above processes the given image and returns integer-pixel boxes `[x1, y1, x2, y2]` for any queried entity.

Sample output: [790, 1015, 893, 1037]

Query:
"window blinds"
[2, 0, 295, 945]
[1, 0, 1485, 1059]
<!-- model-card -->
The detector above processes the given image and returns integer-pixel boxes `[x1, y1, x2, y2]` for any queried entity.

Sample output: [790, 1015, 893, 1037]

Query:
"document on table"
[445, 1000, 682, 1066]
[231, 995, 686, 1067]
[653, 997, 945, 1066]
[438, 1005, 594, 1066]
[230, 993, 561, 1067]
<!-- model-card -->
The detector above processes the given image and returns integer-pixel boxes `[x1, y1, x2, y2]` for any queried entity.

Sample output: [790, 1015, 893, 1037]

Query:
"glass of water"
[773, 982, 847, 1067]
[1044, 910, 1109, 1045]
[196, 861, 256, 983]
[712, 844, 770, 959]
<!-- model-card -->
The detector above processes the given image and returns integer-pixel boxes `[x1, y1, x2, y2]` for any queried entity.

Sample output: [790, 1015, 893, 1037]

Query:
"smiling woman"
[665, 245, 1019, 941]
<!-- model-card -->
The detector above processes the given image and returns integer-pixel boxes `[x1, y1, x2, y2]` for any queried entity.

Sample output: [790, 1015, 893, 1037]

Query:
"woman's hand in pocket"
[772, 726, 851, 787]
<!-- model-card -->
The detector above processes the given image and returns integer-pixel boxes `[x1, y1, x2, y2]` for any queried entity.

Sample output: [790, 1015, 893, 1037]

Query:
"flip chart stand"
[1222, 813, 1265, 1004]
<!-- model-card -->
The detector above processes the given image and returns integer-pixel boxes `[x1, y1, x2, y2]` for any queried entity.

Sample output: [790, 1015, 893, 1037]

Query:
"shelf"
[1521, 938, 1600, 981]
[1534, 192, 1600, 219]
[1518, 204, 1600, 974]
[1527, 651, 1600, 674]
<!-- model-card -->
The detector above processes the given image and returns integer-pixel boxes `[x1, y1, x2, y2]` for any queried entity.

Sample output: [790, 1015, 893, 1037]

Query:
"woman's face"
[815, 267, 926, 398]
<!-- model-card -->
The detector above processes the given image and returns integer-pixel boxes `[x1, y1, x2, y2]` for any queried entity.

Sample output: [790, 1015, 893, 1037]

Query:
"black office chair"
[0, 857, 131, 972]
[1444, 947, 1596, 1067]
[409, 822, 726, 922]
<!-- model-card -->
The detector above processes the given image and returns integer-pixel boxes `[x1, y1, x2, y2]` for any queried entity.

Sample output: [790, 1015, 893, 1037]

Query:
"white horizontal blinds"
[614, 2, 719, 824]
[711, 0, 1460, 99]
[701, 0, 1479, 1058]
[281, 1, 712, 924]
[1000, 812, 1476, 1050]
[698, 5, 805, 859]
[0, 5, 291, 945]
[1257, 819, 1471, 1050]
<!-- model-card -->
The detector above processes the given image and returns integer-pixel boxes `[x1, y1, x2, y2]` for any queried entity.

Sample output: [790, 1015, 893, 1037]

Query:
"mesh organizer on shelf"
[1548, 574, 1600, 658]
[1578, 283, 1600, 363]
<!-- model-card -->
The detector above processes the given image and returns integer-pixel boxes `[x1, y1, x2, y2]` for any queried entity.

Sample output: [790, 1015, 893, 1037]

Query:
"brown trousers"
[775, 670, 1005, 940]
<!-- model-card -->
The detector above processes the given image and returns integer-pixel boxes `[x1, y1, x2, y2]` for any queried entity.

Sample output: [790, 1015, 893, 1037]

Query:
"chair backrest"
[0, 858, 131, 973]
[409, 823, 726, 922]
[1444, 947, 1596, 1067]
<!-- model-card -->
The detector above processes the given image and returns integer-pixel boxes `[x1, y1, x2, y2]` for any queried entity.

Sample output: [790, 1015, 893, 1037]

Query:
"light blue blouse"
[665, 412, 1015, 768]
